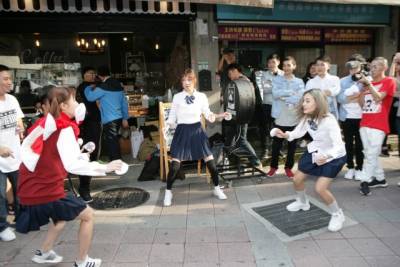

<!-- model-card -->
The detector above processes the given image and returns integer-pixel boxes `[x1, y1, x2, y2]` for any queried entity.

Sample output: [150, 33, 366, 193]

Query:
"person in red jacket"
[17, 87, 123, 267]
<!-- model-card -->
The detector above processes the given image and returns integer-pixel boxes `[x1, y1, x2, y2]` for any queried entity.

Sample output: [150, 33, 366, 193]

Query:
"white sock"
[328, 200, 340, 214]
[296, 190, 307, 203]
[76, 255, 88, 265]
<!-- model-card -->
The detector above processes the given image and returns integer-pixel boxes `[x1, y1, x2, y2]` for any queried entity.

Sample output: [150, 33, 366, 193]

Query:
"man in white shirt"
[254, 54, 284, 157]
[0, 65, 24, 242]
[306, 55, 341, 118]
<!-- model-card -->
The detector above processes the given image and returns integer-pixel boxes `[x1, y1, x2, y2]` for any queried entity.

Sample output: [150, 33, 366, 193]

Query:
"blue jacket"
[84, 79, 129, 124]
[271, 75, 305, 119]
[337, 75, 362, 122]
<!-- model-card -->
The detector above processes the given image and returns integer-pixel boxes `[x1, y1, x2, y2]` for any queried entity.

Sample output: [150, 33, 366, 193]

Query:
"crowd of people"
[218, 51, 400, 232]
[1, 49, 400, 266]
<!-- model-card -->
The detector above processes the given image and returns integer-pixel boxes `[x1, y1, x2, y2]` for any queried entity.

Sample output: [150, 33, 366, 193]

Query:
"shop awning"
[0, 0, 275, 14]
[0, 0, 194, 14]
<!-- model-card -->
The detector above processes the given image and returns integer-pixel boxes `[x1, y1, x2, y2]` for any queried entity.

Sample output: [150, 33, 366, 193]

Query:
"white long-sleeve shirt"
[167, 90, 213, 125]
[286, 114, 346, 161]
[306, 74, 341, 118]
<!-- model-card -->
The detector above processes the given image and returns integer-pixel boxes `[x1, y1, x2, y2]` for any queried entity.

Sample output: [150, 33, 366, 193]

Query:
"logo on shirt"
[0, 109, 17, 131]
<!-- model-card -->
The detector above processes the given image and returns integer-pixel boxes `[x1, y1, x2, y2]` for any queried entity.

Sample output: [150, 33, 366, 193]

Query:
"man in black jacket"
[76, 66, 101, 203]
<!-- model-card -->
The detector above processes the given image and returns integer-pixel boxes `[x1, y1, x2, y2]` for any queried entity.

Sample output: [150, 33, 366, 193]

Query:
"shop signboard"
[324, 28, 373, 43]
[281, 28, 321, 42]
[217, 2, 390, 25]
[218, 26, 278, 41]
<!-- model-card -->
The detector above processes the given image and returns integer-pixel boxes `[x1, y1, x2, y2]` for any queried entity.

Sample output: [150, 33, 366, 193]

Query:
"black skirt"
[170, 122, 213, 161]
[16, 193, 87, 234]
[298, 151, 346, 178]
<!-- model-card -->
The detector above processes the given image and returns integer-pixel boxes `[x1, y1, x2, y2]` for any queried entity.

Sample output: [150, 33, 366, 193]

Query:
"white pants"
[359, 127, 386, 183]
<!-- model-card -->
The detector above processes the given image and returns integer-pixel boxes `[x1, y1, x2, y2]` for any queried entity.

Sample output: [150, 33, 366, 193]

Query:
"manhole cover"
[90, 187, 150, 210]
[252, 200, 331, 237]
[243, 196, 357, 242]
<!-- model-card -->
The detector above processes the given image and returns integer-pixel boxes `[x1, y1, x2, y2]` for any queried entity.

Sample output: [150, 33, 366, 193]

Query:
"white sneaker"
[213, 186, 227, 200]
[32, 249, 63, 264]
[286, 198, 310, 212]
[164, 189, 173, 206]
[398, 181, 400, 187]
[0, 227, 16, 242]
[355, 170, 363, 181]
[74, 256, 102, 267]
[328, 209, 345, 232]
[344, 169, 355, 180]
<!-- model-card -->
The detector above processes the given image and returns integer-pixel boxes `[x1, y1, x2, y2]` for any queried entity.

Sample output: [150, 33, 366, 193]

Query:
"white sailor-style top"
[286, 113, 346, 162]
[167, 90, 214, 126]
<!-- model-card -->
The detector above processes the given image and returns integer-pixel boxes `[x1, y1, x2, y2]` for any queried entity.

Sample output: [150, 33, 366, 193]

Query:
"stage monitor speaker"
[198, 69, 212, 91]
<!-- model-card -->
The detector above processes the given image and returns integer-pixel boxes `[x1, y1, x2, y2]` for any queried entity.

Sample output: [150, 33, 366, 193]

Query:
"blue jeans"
[0, 170, 19, 232]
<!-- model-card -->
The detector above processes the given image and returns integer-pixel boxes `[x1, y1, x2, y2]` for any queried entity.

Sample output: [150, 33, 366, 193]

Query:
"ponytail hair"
[47, 86, 73, 118]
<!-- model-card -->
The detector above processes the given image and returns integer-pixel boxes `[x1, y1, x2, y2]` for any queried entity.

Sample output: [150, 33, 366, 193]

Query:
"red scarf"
[30, 112, 79, 155]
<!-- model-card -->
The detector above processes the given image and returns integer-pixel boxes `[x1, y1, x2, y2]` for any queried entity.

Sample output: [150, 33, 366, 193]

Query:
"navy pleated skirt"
[170, 122, 213, 161]
[16, 193, 87, 234]
[298, 151, 346, 178]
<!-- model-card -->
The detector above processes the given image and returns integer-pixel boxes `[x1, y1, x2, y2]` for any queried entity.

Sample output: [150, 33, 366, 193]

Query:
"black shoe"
[368, 179, 388, 188]
[79, 191, 93, 203]
[360, 182, 371, 196]
[380, 150, 390, 157]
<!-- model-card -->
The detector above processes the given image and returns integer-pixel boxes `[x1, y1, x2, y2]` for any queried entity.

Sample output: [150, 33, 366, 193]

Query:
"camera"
[351, 63, 370, 82]
[351, 70, 369, 82]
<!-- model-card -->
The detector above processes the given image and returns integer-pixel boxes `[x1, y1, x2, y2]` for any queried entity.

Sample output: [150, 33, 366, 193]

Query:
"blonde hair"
[296, 89, 329, 123]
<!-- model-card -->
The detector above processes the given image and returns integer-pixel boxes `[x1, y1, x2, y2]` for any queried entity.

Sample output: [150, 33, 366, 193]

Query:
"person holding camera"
[356, 57, 396, 196]
[337, 55, 366, 181]
[305, 55, 340, 119]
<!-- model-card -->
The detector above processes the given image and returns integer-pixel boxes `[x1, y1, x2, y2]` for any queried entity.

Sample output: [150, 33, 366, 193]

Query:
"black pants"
[78, 119, 102, 193]
[260, 104, 273, 149]
[270, 125, 297, 169]
[103, 119, 122, 161]
[223, 122, 260, 166]
[341, 119, 363, 170]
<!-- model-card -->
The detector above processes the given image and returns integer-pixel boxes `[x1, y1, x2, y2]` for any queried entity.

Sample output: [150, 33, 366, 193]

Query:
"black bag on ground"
[138, 149, 186, 181]
[138, 150, 160, 181]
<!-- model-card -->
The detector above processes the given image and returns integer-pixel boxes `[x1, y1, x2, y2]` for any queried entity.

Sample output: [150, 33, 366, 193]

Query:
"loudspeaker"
[198, 69, 212, 91]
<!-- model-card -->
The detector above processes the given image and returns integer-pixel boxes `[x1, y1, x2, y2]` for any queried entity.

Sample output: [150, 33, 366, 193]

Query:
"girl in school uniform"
[273, 89, 347, 232]
[164, 69, 230, 206]
[17, 87, 123, 267]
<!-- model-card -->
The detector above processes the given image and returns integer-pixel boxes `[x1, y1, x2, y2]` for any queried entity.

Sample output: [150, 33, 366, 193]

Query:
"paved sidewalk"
[1, 155, 400, 267]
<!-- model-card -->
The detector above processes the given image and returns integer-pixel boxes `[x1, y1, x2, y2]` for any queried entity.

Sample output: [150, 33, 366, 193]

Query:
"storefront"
[0, 0, 195, 98]
[216, 0, 392, 77]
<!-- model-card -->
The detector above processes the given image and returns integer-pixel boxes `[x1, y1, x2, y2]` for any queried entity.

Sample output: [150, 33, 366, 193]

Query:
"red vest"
[18, 129, 67, 205]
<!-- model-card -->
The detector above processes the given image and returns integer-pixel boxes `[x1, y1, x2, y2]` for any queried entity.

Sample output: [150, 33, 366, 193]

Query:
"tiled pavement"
[1, 155, 400, 267]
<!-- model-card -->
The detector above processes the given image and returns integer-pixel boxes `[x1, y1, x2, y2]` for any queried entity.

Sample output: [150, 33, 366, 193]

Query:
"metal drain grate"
[90, 187, 150, 210]
[252, 200, 331, 237]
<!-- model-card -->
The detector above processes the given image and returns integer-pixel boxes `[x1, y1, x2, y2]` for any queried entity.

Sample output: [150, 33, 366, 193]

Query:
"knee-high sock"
[166, 161, 181, 190]
[206, 160, 219, 186]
